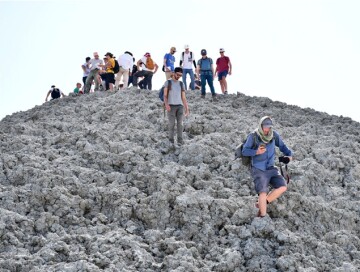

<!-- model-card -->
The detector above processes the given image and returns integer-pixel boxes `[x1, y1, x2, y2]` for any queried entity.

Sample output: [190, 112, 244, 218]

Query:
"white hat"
[184, 44, 190, 49]
[219, 48, 225, 52]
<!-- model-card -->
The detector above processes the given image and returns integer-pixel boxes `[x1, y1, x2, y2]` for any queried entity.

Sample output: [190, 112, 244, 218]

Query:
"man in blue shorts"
[242, 116, 293, 217]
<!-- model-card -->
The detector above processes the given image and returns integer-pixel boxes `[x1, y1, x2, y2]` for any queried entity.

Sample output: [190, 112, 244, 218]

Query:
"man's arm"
[153, 63, 159, 73]
[163, 54, 169, 72]
[275, 132, 292, 158]
[164, 84, 170, 112]
[228, 58, 232, 75]
[45, 90, 51, 102]
[181, 91, 189, 116]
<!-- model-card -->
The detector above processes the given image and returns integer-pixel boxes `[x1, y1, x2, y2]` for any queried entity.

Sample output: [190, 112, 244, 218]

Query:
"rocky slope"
[0, 89, 359, 271]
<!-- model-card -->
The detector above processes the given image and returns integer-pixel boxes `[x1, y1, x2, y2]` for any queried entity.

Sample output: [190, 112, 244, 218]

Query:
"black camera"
[279, 156, 290, 164]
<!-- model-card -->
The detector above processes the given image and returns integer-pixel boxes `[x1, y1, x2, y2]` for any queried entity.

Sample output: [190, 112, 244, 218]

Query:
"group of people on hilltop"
[45, 46, 293, 219]
[45, 45, 232, 101]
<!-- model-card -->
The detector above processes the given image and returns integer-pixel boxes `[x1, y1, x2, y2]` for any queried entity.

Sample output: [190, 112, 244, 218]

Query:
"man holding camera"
[241, 116, 293, 218]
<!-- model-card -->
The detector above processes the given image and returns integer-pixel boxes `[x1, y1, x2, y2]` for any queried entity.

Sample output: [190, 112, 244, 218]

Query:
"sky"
[0, 0, 359, 122]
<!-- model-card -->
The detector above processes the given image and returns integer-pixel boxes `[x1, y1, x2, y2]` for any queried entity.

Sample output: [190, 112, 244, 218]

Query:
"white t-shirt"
[90, 58, 103, 70]
[181, 51, 195, 69]
[118, 53, 134, 71]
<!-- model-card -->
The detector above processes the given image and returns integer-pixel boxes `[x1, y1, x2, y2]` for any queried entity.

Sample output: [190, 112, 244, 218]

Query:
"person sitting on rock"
[241, 116, 293, 218]
[164, 67, 189, 145]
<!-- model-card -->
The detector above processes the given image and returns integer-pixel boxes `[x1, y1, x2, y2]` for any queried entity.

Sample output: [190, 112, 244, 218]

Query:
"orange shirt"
[106, 58, 115, 73]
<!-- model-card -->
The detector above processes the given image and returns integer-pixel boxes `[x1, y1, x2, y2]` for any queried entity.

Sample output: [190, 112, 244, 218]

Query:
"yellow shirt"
[106, 58, 115, 73]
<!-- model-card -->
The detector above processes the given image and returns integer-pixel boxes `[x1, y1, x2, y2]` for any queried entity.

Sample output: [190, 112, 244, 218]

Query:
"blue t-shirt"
[164, 53, 175, 71]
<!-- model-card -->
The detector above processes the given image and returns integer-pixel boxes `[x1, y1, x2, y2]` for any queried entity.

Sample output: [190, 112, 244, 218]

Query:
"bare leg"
[267, 186, 287, 203]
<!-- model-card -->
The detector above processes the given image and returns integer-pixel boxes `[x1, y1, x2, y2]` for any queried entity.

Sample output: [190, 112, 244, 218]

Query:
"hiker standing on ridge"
[163, 46, 176, 80]
[196, 49, 217, 100]
[164, 67, 189, 145]
[215, 48, 232, 94]
[180, 44, 197, 90]
[241, 116, 293, 218]
[84, 52, 104, 93]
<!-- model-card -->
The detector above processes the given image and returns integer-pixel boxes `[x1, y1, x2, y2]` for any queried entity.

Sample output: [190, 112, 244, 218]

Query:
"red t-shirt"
[216, 56, 230, 72]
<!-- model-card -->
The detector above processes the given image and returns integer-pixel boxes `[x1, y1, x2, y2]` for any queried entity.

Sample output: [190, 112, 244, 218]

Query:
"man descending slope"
[163, 67, 189, 146]
[241, 116, 293, 217]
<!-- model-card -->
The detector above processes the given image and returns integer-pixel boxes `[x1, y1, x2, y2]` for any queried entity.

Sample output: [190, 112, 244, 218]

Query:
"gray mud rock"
[0, 90, 359, 271]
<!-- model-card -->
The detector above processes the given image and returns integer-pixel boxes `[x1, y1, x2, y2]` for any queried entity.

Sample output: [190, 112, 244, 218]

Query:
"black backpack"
[113, 59, 120, 73]
[235, 133, 258, 167]
[51, 88, 61, 99]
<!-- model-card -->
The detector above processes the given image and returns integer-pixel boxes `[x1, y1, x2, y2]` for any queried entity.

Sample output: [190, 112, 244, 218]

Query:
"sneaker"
[212, 94, 218, 101]
[177, 139, 184, 145]
[224, 91, 228, 95]
[201, 95, 205, 99]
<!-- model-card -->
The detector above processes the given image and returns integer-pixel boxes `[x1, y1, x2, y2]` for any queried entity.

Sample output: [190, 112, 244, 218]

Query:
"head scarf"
[255, 116, 274, 143]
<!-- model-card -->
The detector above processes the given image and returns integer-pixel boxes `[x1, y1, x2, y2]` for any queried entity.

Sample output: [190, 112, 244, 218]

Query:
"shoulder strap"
[190, 51, 192, 58]
[251, 132, 258, 149]
[182, 52, 184, 60]
[180, 81, 184, 91]
[167, 79, 172, 91]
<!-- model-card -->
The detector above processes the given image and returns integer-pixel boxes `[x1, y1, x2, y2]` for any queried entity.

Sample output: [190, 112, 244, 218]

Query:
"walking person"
[84, 52, 104, 93]
[163, 46, 176, 80]
[241, 116, 293, 218]
[163, 67, 189, 145]
[215, 48, 232, 94]
[196, 49, 217, 99]
[180, 44, 197, 90]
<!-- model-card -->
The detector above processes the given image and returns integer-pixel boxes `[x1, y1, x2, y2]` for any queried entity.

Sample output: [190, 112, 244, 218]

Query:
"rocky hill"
[0, 89, 359, 271]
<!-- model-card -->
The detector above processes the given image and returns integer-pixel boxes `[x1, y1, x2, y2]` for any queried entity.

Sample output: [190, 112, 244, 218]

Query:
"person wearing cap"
[241, 116, 293, 218]
[133, 52, 158, 90]
[99, 52, 115, 91]
[84, 52, 104, 93]
[163, 47, 176, 80]
[164, 67, 189, 145]
[180, 45, 197, 90]
[115, 51, 134, 90]
[196, 49, 217, 99]
[215, 48, 232, 95]
[45, 85, 65, 101]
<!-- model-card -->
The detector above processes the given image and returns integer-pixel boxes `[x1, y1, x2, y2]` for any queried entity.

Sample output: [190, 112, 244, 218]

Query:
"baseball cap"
[104, 52, 113, 57]
[184, 44, 189, 49]
[219, 48, 225, 52]
[201, 49, 207, 55]
[261, 118, 273, 128]
[144, 52, 151, 57]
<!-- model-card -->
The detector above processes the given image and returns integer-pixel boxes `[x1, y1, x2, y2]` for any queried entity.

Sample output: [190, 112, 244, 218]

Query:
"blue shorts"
[251, 166, 286, 194]
[218, 70, 228, 81]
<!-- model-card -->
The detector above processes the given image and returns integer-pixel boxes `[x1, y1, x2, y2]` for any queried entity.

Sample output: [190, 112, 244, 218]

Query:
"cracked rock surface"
[0, 89, 359, 271]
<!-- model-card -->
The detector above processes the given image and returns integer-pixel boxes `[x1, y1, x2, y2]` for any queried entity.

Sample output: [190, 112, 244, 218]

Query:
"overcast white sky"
[1, 0, 359, 122]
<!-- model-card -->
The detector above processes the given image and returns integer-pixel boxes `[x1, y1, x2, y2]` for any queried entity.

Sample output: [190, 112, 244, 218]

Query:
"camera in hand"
[279, 156, 290, 164]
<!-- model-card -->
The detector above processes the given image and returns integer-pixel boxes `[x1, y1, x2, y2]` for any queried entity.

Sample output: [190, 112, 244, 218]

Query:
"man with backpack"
[180, 44, 197, 90]
[241, 116, 293, 218]
[215, 48, 232, 94]
[115, 51, 133, 90]
[163, 67, 189, 145]
[196, 49, 217, 100]
[133, 52, 158, 90]
[45, 85, 65, 101]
